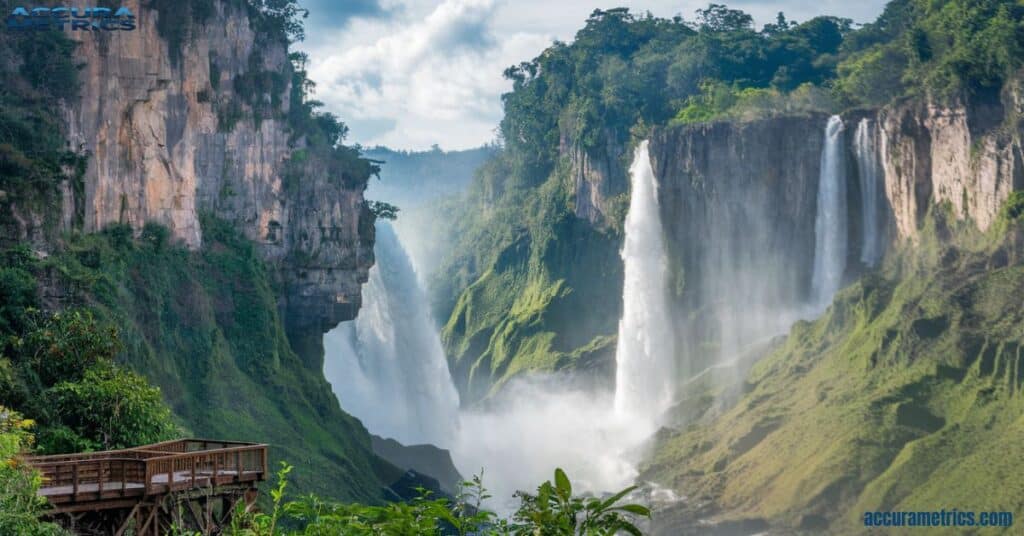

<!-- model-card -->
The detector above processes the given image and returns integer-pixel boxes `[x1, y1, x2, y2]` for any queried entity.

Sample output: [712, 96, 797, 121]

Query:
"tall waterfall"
[854, 118, 884, 267]
[323, 222, 460, 447]
[811, 115, 848, 308]
[614, 141, 676, 418]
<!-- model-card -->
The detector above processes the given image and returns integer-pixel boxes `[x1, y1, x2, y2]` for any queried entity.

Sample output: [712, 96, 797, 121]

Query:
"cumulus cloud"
[300, 0, 550, 149]
[301, 0, 888, 150]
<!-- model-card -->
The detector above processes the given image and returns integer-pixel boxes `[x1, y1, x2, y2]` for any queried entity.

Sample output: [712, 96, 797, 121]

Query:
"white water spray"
[614, 140, 676, 418]
[451, 142, 673, 509]
[854, 118, 884, 267]
[811, 116, 848, 308]
[323, 222, 460, 447]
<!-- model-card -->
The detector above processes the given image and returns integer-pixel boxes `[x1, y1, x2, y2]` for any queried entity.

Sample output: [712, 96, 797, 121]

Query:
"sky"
[297, 0, 889, 151]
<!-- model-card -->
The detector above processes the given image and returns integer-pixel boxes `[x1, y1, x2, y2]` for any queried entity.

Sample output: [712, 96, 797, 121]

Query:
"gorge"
[3, 1, 1024, 534]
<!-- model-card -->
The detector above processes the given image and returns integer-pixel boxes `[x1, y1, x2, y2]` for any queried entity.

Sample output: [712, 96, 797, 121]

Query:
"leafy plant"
[0, 407, 66, 535]
[219, 464, 649, 535]
[512, 468, 650, 535]
[45, 363, 177, 451]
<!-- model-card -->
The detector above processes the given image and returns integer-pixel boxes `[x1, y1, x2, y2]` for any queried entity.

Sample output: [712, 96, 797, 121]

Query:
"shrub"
[0, 407, 66, 535]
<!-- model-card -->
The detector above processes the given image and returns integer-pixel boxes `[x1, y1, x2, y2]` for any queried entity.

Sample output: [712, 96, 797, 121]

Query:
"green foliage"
[223, 464, 649, 535]
[835, 0, 1024, 105]
[15, 311, 121, 386]
[0, 299, 179, 455]
[47, 363, 177, 451]
[33, 222, 384, 501]
[0, 247, 39, 338]
[248, 0, 309, 44]
[150, 0, 218, 66]
[498, 6, 851, 175]
[999, 191, 1024, 222]
[672, 82, 835, 125]
[0, 30, 85, 236]
[0, 408, 66, 536]
[512, 468, 650, 535]
[366, 200, 400, 221]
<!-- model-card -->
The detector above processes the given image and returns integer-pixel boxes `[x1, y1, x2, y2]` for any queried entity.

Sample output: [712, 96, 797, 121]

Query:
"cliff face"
[561, 128, 629, 227]
[60, 0, 373, 337]
[647, 116, 826, 378]
[877, 96, 1024, 239]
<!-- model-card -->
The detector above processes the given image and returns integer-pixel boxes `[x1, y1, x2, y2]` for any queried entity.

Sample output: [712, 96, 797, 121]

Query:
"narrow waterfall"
[323, 222, 460, 447]
[811, 115, 848, 308]
[854, 118, 884, 267]
[614, 141, 676, 418]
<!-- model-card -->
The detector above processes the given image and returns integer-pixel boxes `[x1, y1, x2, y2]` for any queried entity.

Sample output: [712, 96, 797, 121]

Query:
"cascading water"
[614, 140, 676, 418]
[323, 222, 460, 447]
[854, 118, 884, 267]
[811, 115, 848, 308]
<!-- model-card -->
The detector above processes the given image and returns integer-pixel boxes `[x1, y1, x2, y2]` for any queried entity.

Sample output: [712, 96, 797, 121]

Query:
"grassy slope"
[438, 169, 623, 403]
[45, 218, 387, 502]
[643, 208, 1024, 533]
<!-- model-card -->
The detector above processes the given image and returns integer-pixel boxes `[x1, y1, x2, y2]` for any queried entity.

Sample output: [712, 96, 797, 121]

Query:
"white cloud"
[301, 0, 551, 150]
[301, 0, 888, 151]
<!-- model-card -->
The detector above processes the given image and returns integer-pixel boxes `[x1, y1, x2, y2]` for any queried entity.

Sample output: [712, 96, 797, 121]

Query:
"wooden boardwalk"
[25, 439, 268, 535]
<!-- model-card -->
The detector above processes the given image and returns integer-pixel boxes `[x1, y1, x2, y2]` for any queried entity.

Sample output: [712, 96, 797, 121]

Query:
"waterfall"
[323, 222, 460, 447]
[811, 115, 848, 308]
[854, 118, 884, 267]
[614, 140, 676, 418]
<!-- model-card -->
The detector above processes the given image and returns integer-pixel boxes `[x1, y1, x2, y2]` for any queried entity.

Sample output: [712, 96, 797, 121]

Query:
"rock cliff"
[877, 95, 1024, 239]
[649, 115, 826, 377]
[59, 0, 374, 342]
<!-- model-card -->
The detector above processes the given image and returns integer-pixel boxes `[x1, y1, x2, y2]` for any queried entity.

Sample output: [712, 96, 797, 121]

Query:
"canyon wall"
[878, 95, 1024, 239]
[59, 0, 374, 338]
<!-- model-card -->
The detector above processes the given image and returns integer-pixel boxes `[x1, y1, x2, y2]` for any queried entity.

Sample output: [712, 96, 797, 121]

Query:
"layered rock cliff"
[59, 0, 373, 343]
[878, 95, 1024, 239]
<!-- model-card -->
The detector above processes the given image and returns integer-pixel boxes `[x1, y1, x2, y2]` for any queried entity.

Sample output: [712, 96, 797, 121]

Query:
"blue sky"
[298, 0, 889, 151]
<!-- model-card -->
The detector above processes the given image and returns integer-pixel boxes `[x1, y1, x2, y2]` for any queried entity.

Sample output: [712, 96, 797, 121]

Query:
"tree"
[46, 364, 177, 451]
[15, 310, 121, 387]
[696, 4, 754, 33]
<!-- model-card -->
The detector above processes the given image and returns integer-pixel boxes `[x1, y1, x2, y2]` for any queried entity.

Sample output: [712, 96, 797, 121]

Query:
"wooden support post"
[98, 460, 105, 496]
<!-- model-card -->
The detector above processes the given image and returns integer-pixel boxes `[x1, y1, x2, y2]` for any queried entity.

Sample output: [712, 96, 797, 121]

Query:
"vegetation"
[0, 408, 65, 535]
[0, 29, 85, 238]
[15, 218, 384, 500]
[216, 464, 649, 535]
[834, 0, 1024, 106]
[0, 248, 179, 454]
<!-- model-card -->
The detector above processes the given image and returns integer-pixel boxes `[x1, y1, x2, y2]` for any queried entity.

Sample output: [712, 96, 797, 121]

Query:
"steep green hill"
[38, 219, 388, 501]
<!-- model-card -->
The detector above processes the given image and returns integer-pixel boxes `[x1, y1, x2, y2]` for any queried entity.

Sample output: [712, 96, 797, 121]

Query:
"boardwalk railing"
[23, 438, 268, 508]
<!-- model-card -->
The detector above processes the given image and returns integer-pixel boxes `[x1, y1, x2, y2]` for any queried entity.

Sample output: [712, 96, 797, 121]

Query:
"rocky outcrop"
[59, 0, 373, 337]
[561, 128, 628, 227]
[877, 95, 1024, 239]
